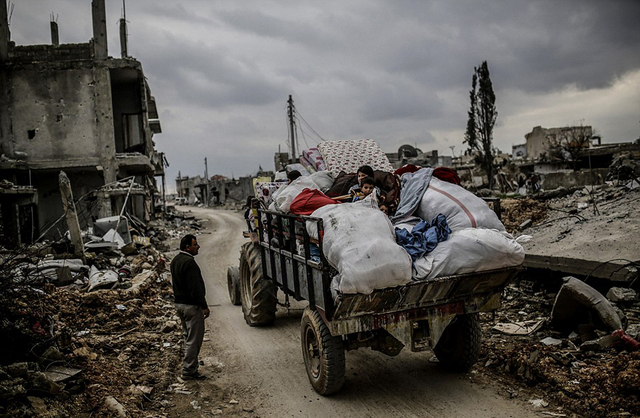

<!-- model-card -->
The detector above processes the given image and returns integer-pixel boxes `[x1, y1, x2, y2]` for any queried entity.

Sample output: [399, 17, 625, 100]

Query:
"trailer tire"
[227, 266, 241, 306]
[301, 308, 345, 395]
[433, 313, 481, 372]
[239, 242, 277, 326]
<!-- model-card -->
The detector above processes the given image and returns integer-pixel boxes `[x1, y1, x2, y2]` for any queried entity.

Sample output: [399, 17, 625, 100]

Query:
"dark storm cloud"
[379, 0, 640, 93]
[132, 28, 287, 109]
[216, 9, 342, 51]
[8, 0, 640, 183]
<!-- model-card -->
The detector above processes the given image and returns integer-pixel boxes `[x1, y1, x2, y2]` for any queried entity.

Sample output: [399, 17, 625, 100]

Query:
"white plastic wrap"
[309, 198, 412, 294]
[415, 228, 524, 280]
[308, 171, 334, 193]
[271, 176, 320, 213]
[416, 178, 505, 231]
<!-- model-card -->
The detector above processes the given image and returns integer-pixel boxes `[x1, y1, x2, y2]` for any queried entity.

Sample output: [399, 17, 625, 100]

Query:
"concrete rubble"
[0, 208, 205, 417]
[479, 273, 640, 418]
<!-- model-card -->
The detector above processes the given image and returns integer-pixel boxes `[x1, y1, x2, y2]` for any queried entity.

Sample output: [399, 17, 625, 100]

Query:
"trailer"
[227, 209, 520, 395]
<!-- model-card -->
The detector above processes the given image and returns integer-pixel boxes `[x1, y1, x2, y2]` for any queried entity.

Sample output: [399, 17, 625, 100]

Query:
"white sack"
[308, 171, 334, 193]
[416, 178, 505, 231]
[272, 176, 320, 213]
[419, 228, 524, 280]
[309, 198, 412, 294]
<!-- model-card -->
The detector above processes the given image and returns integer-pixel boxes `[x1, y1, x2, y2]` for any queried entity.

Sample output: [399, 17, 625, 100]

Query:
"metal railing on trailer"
[256, 209, 337, 319]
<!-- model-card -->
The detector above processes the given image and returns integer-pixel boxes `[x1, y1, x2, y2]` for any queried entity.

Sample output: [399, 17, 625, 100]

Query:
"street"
[185, 207, 543, 418]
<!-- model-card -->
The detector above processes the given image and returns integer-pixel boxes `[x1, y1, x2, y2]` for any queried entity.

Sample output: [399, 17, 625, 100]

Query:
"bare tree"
[548, 123, 593, 170]
[464, 61, 498, 189]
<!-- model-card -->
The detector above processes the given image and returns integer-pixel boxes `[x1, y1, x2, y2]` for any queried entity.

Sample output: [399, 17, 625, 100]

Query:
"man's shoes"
[181, 372, 207, 381]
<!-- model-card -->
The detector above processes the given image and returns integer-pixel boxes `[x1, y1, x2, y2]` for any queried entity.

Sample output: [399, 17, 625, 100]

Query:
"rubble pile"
[499, 198, 548, 233]
[148, 207, 204, 251]
[606, 150, 640, 186]
[478, 277, 640, 418]
[0, 211, 206, 417]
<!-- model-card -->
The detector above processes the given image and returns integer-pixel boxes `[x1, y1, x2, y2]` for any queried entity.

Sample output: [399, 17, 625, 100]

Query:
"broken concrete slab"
[43, 366, 82, 384]
[606, 287, 637, 303]
[551, 276, 624, 333]
[88, 266, 119, 292]
[524, 255, 637, 283]
[493, 320, 544, 335]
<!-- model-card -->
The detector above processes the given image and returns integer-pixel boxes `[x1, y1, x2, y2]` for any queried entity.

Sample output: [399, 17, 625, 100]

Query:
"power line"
[295, 109, 326, 142]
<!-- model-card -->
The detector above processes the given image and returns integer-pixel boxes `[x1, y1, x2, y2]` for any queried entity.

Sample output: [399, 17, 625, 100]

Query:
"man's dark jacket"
[170, 252, 207, 310]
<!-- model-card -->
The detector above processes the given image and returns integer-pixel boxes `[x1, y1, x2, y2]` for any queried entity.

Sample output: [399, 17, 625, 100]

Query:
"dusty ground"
[518, 185, 640, 262]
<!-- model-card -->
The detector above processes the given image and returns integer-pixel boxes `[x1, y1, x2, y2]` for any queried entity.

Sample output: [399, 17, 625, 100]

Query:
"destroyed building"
[0, 0, 165, 247]
[524, 125, 594, 161]
[176, 170, 274, 206]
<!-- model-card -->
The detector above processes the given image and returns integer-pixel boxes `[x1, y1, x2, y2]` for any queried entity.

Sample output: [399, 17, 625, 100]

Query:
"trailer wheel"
[227, 266, 241, 306]
[239, 242, 277, 326]
[433, 313, 481, 372]
[301, 308, 345, 395]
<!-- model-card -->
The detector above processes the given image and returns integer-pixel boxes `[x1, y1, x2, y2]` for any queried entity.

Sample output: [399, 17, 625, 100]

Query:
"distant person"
[243, 196, 255, 232]
[348, 165, 375, 197]
[287, 170, 302, 184]
[171, 234, 209, 380]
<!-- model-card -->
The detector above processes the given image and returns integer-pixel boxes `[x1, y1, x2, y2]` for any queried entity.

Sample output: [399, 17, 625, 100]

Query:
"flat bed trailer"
[228, 209, 520, 395]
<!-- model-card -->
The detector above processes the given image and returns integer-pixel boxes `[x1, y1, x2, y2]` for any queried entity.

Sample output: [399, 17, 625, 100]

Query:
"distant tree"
[464, 61, 498, 189]
[548, 123, 594, 170]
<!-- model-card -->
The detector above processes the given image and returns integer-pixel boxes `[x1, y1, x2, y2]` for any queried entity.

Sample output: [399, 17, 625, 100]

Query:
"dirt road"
[181, 207, 544, 417]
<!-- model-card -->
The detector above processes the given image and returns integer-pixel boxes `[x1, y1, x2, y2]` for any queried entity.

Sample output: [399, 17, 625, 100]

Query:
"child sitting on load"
[352, 176, 378, 202]
[348, 165, 375, 197]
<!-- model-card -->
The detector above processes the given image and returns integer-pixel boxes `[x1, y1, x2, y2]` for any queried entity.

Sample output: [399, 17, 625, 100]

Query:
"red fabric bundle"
[290, 188, 340, 216]
[433, 167, 461, 185]
[394, 164, 421, 177]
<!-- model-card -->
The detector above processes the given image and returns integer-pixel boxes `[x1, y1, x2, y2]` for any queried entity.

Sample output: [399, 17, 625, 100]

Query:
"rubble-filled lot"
[0, 208, 209, 418]
[477, 275, 640, 418]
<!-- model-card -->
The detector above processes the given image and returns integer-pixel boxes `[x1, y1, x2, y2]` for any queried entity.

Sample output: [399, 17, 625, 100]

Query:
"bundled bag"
[271, 176, 320, 213]
[308, 171, 334, 193]
[416, 177, 505, 231]
[417, 228, 524, 279]
[308, 197, 412, 294]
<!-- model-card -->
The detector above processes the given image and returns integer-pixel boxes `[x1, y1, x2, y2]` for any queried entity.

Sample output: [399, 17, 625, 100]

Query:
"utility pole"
[204, 157, 209, 207]
[287, 95, 297, 162]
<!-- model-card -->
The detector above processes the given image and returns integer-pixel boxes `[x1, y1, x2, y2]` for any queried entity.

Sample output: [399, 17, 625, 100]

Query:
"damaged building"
[0, 0, 165, 247]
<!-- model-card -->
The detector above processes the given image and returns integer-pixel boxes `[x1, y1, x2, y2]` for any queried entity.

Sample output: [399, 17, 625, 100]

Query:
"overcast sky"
[9, 0, 640, 190]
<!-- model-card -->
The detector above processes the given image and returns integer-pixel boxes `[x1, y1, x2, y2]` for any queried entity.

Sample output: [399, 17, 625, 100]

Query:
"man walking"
[171, 234, 210, 380]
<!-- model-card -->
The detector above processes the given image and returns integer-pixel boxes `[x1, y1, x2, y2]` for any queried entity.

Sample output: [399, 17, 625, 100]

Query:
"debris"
[607, 287, 637, 303]
[529, 398, 549, 408]
[493, 320, 544, 335]
[540, 337, 563, 346]
[87, 266, 119, 291]
[43, 366, 82, 384]
[229, 399, 239, 404]
[550, 277, 623, 333]
[104, 396, 128, 418]
[519, 219, 533, 230]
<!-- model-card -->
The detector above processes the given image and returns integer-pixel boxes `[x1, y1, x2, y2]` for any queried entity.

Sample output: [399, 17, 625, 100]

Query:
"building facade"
[0, 0, 164, 246]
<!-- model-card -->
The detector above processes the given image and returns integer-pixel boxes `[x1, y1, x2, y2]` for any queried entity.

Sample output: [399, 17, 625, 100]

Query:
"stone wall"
[542, 168, 608, 190]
